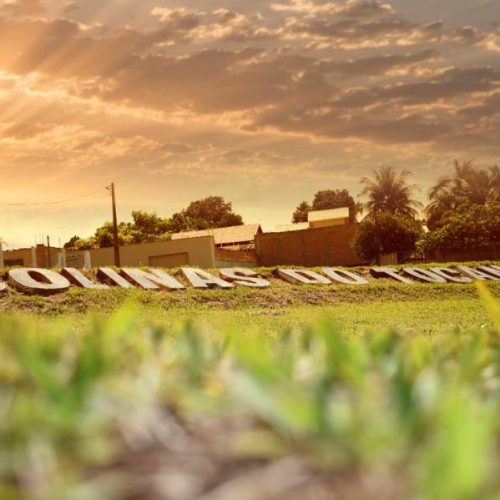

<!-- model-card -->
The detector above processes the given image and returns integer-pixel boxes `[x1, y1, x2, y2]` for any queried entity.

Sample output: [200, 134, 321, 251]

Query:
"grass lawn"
[1, 270, 499, 498]
[149, 297, 490, 337]
[3, 280, 494, 337]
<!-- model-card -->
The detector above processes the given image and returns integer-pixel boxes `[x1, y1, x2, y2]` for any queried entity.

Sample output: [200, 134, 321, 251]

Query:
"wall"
[67, 236, 216, 268]
[432, 245, 500, 263]
[3, 245, 60, 268]
[214, 248, 257, 268]
[255, 224, 363, 267]
[309, 217, 350, 229]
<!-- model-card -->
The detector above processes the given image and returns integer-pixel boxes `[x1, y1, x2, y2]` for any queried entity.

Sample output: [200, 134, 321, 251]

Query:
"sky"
[0, 0, 499, 248]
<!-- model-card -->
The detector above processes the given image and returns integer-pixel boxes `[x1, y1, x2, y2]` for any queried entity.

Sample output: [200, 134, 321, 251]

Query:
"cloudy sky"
[0, 0, 499, 247]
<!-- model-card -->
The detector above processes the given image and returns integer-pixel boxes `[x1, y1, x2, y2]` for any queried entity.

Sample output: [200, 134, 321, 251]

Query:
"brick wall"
[215, 247, 257, 263]
[255, 224, 364, 267]
[432, 245, 500, 262]
[3, 245, 60, 268]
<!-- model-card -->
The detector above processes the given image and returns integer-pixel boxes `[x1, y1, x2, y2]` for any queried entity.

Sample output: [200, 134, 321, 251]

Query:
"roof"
[171, 224, 262, 246]
[308, 207, 350, 222]
[274, 223, 310, 233]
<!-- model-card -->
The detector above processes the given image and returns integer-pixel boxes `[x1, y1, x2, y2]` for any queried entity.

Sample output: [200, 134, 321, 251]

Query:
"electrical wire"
[0, 188, 107, 207]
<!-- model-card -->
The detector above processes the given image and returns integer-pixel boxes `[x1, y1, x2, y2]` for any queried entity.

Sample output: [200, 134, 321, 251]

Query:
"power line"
[0, 188, 106, 207]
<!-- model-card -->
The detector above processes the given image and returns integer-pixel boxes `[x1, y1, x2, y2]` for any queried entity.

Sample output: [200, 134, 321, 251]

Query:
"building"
[65, 225, 263, 269]
[256, 207, 363, 267]
[0, 225, 263, 270]
[171, 224, 262, 249]
[2, 244, 61, 268]
[172, 224, 262, 267]
[65, 236, 217, 269]
[308, 207, 350, 228]
[1, 217, 363, 270]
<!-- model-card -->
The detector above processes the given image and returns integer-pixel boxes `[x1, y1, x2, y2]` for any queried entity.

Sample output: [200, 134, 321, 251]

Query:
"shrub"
[419, 203, 500, 253]
[353, 212, 423, 263]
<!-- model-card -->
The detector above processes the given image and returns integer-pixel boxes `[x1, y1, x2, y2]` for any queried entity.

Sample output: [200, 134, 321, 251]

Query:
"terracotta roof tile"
[171, 224, 262, 246]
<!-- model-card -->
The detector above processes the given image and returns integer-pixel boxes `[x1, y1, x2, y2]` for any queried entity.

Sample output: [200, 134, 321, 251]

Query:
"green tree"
[168, 196, 243, 232]
[360, 166, 420, 218]
[312, 189, 362, 221]
[64, 211, 171, 249]
[426, 160, 500, 229]
[292, 189, 361, 223]
[130, 211, 170, 242]
[64, 236, 81, 249]
[419, 204, 500, 253]
[292, 201, 311, 223]
[353, 212, 423, 263]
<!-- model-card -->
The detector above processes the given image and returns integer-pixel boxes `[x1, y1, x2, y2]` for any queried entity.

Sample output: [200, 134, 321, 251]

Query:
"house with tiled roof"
[171, 224, 262, 250]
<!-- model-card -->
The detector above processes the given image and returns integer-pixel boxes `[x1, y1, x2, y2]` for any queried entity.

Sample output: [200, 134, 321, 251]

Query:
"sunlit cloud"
[0, 0, 498, 246]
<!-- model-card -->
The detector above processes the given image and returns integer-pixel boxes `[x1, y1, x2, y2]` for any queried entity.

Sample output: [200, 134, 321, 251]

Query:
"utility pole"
[46, 235, 51, 268]
[107, 183, 121, 267]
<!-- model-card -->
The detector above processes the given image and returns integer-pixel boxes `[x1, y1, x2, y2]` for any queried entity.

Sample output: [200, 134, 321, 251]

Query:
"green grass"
[2, 277, 500, 315]
[0, 282, 500, 498]
[125, 297, 490, 337]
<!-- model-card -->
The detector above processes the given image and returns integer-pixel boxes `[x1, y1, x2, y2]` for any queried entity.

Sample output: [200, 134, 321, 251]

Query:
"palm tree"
[359, 166, 420, 218]
[426, 160, 500, 229]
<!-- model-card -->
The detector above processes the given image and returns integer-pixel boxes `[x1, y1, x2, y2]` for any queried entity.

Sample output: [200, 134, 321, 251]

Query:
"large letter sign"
[0, 264, 499, 296]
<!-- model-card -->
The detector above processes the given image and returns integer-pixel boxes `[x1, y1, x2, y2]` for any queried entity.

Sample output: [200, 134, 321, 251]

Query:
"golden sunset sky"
[0, 0, 499, 247]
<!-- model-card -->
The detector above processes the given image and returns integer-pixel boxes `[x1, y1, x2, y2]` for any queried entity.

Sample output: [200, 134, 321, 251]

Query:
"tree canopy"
[359, 166, 420, 218]
[292, 189, 361, 223]
[426, 160, 500, 229]
[65, 197, 244, 249]
[352, 212, 423, 263]
[420, 203, 500, 253]
[168, 196, 243, 232]
[292, 201, 312, 223]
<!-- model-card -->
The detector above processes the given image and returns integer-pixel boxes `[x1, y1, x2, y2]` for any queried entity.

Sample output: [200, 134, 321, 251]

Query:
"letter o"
[8, 268, 71, 295]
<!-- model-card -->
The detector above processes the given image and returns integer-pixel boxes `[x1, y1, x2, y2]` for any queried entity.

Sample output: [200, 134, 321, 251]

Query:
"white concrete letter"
[370, 268, 413, 284]
[477, 266, 500, 279]
[277, 269, 331, 285]
[61, 268, 109, 289]
[431, 267, 473, 284]
[456, 266, 499, 281]
[120, 268, 185, 290]
[402, 267, 447, 283]
[8, 268, 70, 295]
[323, 268, 368, 285]
[219, 268, 270, 288]
[182, 268, 234, 289]
[97, 268, 135, 288]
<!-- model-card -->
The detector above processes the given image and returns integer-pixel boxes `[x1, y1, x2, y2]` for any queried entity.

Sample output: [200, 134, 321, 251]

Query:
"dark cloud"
[334, 67, 500, 108]
[271, 0, 395, 17]
[250, 103, 452, 143]
[151, 7, 203, 43]
[337, 0, 395, 18]
[283, 16, 446, 48]
[457, 92, 500, 120]
[0, 3, 498, 151]
[63, 2, 79, 14]
[2, 122, 54, 139]
[0, 0, 44, 17]
[319, 49, 437, 77]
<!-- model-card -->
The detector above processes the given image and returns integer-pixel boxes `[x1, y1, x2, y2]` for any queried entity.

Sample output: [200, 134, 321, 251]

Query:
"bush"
[420, 204, 500, 253]
[353, 212, 423, 263]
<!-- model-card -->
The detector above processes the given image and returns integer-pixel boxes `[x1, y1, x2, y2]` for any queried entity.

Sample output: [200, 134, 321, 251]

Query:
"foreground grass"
[9, 297, 491, 339]
[0, 285, 499, 499]
[2, 279, 500, 316]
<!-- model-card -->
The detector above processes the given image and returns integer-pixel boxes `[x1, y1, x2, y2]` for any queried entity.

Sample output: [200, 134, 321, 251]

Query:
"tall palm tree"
[359, 166, 420, 218]
[426, 160, 500, 229]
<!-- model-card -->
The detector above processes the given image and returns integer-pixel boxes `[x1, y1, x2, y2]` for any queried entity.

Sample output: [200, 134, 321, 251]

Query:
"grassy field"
[1, 266, 499, 498]
[1, 275, 498, 337]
